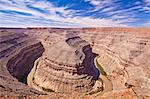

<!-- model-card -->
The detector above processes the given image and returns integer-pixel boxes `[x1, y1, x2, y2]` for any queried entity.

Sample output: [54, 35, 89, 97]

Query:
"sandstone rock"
[28, 34, 100, 93]
[0, 29, 45, 96]
[0, 28, 150, 99]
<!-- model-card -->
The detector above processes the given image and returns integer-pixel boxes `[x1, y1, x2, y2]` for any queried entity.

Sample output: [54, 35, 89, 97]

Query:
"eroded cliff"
[0, 29, 45, 96]
[27, 34, 100, 93]
[0, 28, 150, 99]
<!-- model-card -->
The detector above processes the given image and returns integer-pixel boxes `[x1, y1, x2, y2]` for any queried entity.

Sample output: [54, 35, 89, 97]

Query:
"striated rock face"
[0, 28, 150, 98]
[79, 28, 150, 98]
[0, 29, 45, 95]
[25, 28, 150, 98]
[6, 42, 44, 83]
[28, 34, 99, 93]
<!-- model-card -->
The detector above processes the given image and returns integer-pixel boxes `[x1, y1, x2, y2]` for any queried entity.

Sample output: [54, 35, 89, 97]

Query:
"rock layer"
[28, 34, 99, 93]
[0, 28, 150, 98]
[25, 27, 150, 98]
[0, 29, 45, 95]
[6, 42, 44, 83]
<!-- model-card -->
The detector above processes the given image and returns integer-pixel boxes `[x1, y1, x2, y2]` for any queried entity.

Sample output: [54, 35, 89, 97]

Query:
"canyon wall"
[0, 28, 150, 98]
[28, 34, 100, 93]
[25, 28, 150, 98]
[0, 29, 44, 96]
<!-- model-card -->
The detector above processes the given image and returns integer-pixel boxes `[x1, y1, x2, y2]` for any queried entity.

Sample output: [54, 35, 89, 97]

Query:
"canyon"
[0, 28, 150, 99]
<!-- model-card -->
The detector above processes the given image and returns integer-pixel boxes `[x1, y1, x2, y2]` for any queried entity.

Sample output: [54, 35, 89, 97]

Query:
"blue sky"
[0, 0, 150, 27]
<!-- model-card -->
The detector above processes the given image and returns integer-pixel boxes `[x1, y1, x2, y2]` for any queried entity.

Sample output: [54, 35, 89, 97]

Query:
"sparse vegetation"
[42, 87, 55, 92]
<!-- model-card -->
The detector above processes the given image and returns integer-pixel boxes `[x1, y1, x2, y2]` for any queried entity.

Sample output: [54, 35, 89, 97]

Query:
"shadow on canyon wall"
[66, 35, 100, 81]
[6, 42, 45, 84]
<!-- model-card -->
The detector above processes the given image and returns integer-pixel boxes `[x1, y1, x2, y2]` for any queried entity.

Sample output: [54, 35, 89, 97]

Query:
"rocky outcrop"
[28, 34, 99, 93]
[0, 29, 45, 96]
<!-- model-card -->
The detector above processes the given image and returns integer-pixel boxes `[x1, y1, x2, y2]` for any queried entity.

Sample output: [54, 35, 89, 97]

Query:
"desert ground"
[0, 27, 150, 99]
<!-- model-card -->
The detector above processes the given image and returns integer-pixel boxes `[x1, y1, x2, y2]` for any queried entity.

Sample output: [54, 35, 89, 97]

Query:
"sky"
[0, 0, 150, 27]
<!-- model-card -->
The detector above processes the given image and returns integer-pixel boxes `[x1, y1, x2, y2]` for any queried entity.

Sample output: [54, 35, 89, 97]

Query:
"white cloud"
[84, 0, 111, 6]
[90, 0, 101, 6]
[139, 21, 150, 27]
[143, 0, 150, 12]
[1, 0, 145, 27]
[83, 0, 141, 23]
[0, 0, 129, 27]
[145, 0, 150, 5]
[101, 7, 114, 13]
[134, 1, 141, 5]
[143, 6, 150, 12]
[112, 15, 128, 19]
